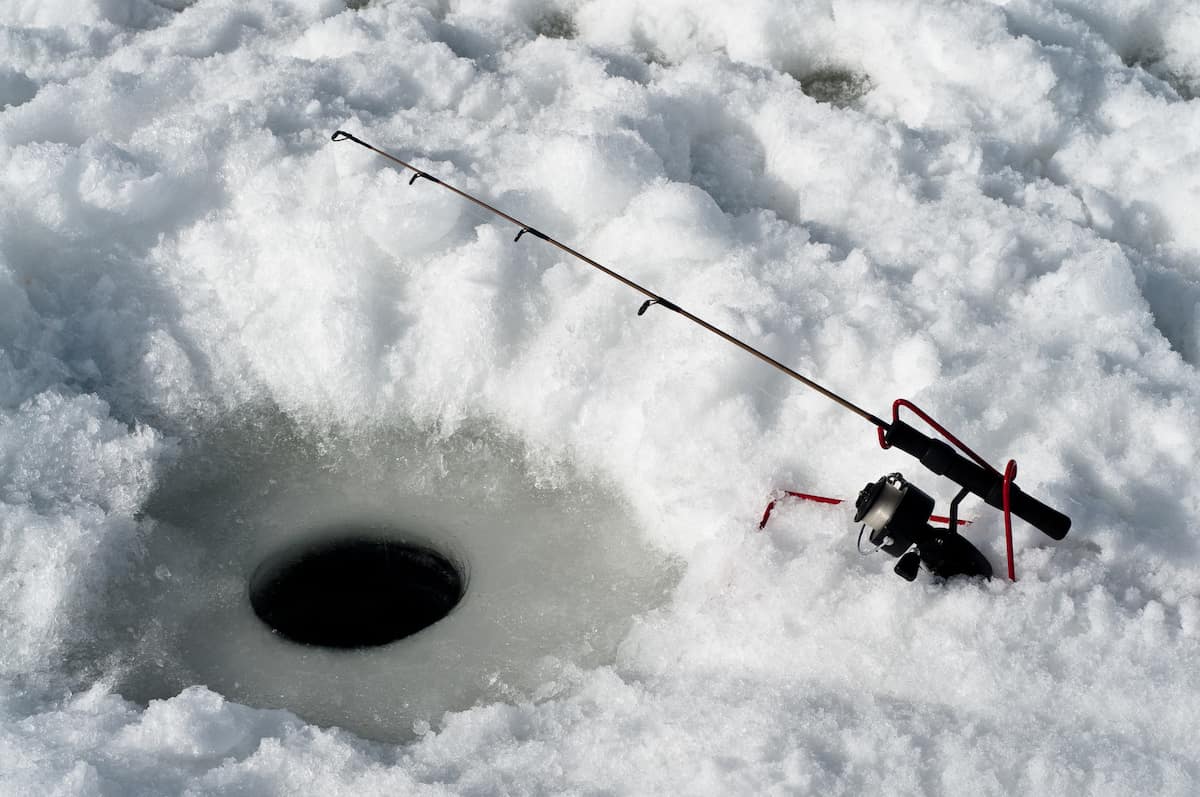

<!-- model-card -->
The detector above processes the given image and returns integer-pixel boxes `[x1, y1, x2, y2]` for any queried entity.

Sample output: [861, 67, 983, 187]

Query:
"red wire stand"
[760, 398, 1020, 581]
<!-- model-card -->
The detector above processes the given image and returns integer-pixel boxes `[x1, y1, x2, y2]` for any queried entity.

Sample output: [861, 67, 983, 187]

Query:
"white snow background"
[3, 0, 1200, 793]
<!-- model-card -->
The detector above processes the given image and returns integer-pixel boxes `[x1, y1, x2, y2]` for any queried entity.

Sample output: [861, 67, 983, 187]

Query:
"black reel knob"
[894, 551, 921, 582]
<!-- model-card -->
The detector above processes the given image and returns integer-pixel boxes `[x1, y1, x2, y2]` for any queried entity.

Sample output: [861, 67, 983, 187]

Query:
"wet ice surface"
[91, 409, 674, 744]
[2, 0, 1200, 794]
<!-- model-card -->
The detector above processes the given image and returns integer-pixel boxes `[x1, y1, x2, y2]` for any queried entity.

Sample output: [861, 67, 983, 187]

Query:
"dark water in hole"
[250, 534, 466, 648]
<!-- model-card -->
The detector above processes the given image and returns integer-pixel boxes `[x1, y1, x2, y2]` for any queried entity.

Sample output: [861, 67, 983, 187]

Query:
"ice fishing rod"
[331, 130, 1071, 582]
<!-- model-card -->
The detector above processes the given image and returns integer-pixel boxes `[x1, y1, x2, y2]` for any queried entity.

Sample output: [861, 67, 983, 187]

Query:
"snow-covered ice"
[2, 0, 1200, 793]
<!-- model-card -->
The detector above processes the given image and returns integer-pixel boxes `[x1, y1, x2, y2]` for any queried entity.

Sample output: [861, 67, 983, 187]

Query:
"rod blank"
[330, 130, 887, 429]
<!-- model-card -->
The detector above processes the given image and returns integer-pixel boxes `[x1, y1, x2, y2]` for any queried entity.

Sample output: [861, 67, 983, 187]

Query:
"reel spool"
[854, 474, 992, 581]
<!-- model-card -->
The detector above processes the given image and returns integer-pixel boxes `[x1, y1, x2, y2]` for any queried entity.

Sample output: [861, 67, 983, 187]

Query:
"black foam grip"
[1004, 485, 1070, 540]
[884, 420, 1071, 540]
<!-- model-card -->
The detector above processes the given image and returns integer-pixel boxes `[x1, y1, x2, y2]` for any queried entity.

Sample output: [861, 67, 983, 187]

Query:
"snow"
[1, 0, 1199, 793]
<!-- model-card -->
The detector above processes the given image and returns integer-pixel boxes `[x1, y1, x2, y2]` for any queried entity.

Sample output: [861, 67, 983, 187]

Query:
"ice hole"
[796, 68, 873, 107]
[86, 408, 678, 741]
[532, 10, 577, 40]
[249, 533, 465, 648]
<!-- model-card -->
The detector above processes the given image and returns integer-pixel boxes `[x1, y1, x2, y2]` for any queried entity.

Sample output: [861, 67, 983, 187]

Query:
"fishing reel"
[854, 474, 992, 581]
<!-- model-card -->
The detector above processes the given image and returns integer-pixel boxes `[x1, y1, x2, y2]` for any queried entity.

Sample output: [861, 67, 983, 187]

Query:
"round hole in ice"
[97, 410, 677, 741]
[249, 534, 465, 648]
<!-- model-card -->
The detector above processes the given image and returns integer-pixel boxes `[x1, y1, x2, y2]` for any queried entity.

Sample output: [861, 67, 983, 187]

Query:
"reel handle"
[884, 420, 1071, 540]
